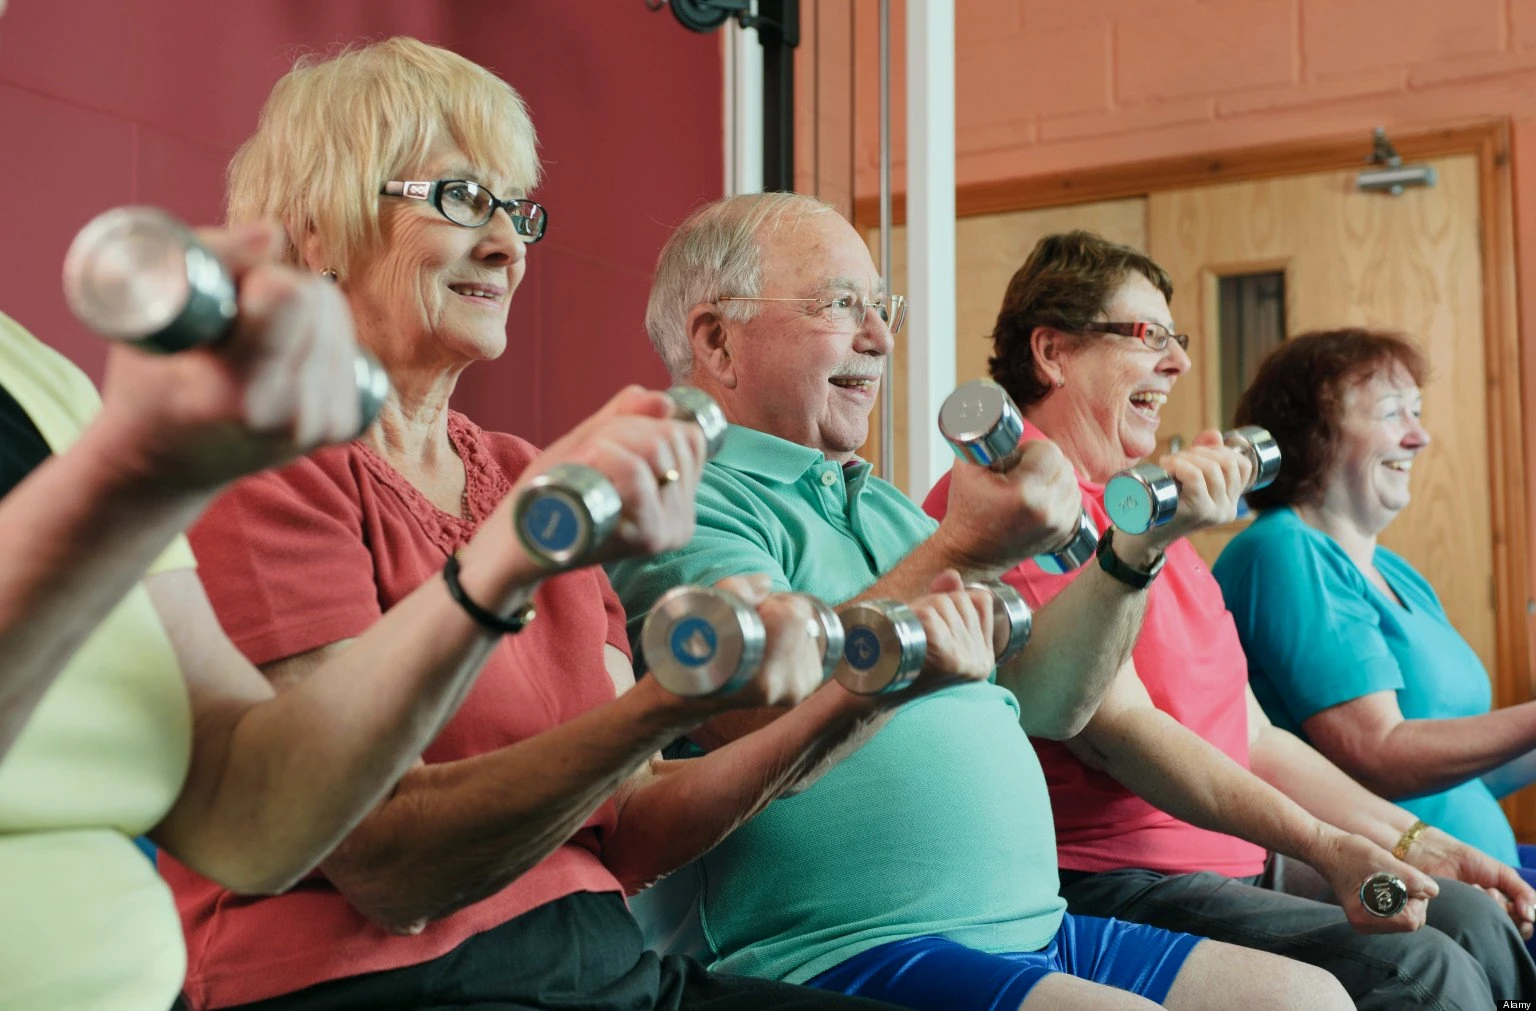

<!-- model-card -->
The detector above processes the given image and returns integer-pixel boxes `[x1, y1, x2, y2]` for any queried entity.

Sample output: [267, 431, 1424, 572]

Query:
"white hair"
[646, 192, 837, 380]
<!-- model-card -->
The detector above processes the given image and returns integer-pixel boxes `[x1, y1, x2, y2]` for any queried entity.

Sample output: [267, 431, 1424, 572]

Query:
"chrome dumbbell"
[1358, 871, 1408, 918]
[62, 206, 391, 432]
[938, 378, 1099, 575]
[834, 581, 1033, 695]
[641, 586, 843, 697]
[834, 600, 929, 695]
[513, 387, 728, 569]
[967, 579, 1033, 666]
[1103, 426, 1282, 535]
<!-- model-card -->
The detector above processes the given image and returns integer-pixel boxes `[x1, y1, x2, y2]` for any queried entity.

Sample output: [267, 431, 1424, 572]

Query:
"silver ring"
[657, 467, 681, 487]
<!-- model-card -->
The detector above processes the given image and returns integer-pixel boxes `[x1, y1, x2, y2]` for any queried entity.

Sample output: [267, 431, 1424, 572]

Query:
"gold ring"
[657, 467, 681, 487]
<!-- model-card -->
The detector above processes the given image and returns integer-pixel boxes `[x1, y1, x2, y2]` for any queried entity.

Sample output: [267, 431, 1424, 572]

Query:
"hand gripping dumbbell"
[938, 378, 1099, 576]
[1102, 426, 1282, 536]
[834, 580, 1034, 695]
[968, 579, 1032, 667]
[513, 387, 729, 568]
[62, 206, 391, 432]
[641, 586, 843, 697]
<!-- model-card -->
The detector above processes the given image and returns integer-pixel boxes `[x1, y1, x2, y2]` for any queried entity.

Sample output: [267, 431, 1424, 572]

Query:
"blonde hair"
[227, 36, 539, 276]
[646, 192, 836, 380]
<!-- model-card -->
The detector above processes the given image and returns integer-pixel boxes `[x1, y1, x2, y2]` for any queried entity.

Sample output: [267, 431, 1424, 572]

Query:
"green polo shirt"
[607, 424, 1066, 984]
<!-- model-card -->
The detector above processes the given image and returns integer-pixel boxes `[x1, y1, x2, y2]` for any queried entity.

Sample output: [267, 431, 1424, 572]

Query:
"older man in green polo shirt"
[608, 193, 1351, 1010]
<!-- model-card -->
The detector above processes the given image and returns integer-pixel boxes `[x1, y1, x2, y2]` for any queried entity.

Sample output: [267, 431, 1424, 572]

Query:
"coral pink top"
[922, 419, 1266, 879]
[165, 412, 631, 1009]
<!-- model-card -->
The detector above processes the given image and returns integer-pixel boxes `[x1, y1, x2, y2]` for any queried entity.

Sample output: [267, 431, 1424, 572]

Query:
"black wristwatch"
[1095, 527, 1165, 590]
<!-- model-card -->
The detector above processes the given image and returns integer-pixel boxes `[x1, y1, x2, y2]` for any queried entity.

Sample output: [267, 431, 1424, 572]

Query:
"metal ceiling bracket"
[1357, 127, 1437, 196]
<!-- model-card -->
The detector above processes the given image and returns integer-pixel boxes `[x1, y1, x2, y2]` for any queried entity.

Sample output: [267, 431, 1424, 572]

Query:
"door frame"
[857, 120, 1534, 828]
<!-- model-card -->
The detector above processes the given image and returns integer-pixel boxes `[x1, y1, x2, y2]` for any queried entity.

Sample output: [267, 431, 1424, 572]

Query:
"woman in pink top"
[922, 229, 1536, 1008]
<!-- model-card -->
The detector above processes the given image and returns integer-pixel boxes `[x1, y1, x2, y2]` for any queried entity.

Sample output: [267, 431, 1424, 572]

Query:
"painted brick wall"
[855, 0, 1536, 190]
[0, 0, 722, 444]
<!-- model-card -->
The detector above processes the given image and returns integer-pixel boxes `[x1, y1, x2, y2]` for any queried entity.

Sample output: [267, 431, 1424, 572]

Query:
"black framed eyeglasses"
[380, 179, 548, 244]
[1084, 321, 1190, 353]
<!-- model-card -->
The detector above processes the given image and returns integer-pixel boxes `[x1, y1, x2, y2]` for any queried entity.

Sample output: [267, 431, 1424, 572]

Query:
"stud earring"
[321, 268, 338, 282]
[1055, 377, 1066, 388]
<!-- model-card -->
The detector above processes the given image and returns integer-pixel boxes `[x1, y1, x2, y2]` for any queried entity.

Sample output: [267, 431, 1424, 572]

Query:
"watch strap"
[1095, 527, 1164, 590]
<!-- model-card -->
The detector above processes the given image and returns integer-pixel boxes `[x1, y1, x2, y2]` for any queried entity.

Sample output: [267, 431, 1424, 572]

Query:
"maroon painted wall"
[0, 0, 722, 443]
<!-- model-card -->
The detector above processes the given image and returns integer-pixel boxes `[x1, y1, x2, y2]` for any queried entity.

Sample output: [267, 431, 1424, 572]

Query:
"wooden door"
[1147, 154, 1497, 678]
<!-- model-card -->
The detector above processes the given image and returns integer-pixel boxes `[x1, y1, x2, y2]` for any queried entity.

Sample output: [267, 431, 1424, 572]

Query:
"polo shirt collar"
[714, 424, 866, 484]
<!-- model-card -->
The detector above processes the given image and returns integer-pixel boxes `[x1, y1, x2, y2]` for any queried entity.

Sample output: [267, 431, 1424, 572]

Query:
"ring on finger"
[657, 467, 682, 487]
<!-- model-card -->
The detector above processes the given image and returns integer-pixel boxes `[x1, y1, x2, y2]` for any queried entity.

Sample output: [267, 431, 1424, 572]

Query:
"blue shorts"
[806, 913, 1203, 1010]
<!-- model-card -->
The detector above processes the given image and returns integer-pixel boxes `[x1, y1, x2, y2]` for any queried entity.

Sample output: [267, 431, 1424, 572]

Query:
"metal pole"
[905, 0, 957, 496]
[877, 0, 893, 481]
[759, 0, 800, 192]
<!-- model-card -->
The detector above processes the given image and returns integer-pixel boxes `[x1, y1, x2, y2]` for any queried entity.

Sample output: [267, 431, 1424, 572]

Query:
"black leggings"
[226, 892, 903, 1011]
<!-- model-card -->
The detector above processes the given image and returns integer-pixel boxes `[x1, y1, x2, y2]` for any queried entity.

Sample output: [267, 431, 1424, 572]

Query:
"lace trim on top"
[352, 411, 514, 556]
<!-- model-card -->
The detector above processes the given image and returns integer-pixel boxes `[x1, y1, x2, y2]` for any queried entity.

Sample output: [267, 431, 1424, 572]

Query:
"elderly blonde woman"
[162, 37, 975, 1011]
[922, 230, 1536, 1008]
[0, 10, 685, 1011]
[0, 13, 714, 1011]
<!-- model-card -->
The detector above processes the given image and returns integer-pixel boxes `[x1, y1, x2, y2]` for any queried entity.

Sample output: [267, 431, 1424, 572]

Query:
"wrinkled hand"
[93, 221, 364, 489]
[507, 385, 708, 565]
[1403, 826, 1535, 940]
[886, 569, 995, 702]
[1312, 829, 1438, 935]
[939, 438, 1084, 573]
[1122, 429, 1253, 552]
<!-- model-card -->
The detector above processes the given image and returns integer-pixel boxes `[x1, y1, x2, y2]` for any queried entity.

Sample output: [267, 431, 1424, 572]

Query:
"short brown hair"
[1236, 328, 1429, 510]
[988, 230, 1174, 411]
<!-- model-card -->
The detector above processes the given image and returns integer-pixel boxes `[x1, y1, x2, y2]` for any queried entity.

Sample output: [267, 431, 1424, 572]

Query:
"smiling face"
[720, 212, 893, 461]
[1320, 361, 1429, 534]
[1050, 272, 1190, 480]
[343, 142, 527, 370]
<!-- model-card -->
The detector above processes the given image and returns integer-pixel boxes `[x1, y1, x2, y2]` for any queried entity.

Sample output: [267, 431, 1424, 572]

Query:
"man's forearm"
[605, 683, 888, 892]
[1079, 705, 1336, 865]
[868, 525, 1154, 740]
[310, 677, 710, 933]
[0, 424, 213, 758]
[1248, 724, 1416, 851]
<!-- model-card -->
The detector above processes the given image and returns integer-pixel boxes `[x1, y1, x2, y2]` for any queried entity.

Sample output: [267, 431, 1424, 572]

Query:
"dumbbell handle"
[1103, 426, 1281, 536]
[938, 378, 1098, 575]
[513, 386, 728, 569]
[642, 586, 842, 697]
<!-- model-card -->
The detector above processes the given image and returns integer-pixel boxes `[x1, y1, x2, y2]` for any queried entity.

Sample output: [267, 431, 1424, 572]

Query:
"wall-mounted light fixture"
[1357, 127, 1437, 196]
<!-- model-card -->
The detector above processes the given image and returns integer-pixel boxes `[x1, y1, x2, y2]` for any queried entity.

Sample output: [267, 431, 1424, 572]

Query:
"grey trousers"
[1059, 856, 1536, 1011]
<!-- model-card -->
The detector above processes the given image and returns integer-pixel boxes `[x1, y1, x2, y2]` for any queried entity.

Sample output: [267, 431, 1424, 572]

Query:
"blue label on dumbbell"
[669, 617, 718, 667]
[844, 626, 883, 671]
[522, 496, 581, 554]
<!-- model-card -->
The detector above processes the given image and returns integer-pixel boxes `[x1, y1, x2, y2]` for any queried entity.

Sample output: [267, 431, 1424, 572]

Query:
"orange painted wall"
[839, 0, 1536, 662]
[851, 0, 1536, 193]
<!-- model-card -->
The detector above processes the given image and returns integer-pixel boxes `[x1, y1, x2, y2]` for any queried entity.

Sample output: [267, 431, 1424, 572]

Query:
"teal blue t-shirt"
[1213, 508, 1517, 865]
[607, 425, 1065, 983]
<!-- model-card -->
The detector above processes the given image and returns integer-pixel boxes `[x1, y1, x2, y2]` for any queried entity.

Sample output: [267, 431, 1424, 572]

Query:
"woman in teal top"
[1213, 328, 1535, 883]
